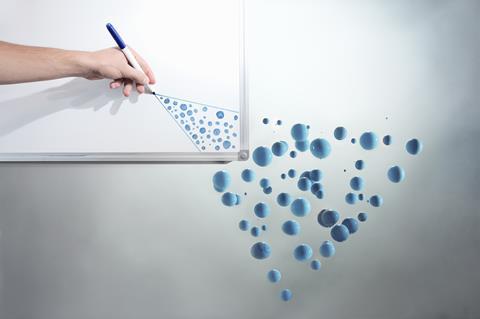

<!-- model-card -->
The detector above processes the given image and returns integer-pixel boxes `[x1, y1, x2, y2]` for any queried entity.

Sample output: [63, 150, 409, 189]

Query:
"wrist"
[57, 50, 93, 79]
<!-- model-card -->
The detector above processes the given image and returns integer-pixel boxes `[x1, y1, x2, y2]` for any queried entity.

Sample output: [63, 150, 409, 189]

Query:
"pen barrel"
[122, 46, 153, 93]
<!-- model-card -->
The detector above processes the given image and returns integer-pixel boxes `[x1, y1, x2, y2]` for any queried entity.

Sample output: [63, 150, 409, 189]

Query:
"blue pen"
[106, 23, 154, 94]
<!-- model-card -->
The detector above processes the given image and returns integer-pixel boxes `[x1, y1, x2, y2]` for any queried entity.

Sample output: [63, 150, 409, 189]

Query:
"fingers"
[136, 82, 145, 94]
[120, 64, 149, 86]
[123, 79, 133, 97]
[130, 47, 156, 84]
[109, 79, 122, 89]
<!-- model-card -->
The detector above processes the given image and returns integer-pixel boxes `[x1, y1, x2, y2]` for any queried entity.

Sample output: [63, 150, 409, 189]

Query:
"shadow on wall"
[0, 78, 139, 137]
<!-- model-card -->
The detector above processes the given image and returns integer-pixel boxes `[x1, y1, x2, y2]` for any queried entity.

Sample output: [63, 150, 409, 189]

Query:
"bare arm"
[0, 41, 156, 96]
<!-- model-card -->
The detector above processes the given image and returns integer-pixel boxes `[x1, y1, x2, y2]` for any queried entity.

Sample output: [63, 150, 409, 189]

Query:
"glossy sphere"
[280, 289, 292, 302]
[267, 269, 282, 283]
[291, 123, 309, 141]
[406, 138, 423, 155]
[293, 244, 313, 261]
[318, 209, 339, 227]
[259, 178, 270, 189]
[310, 259, 322, 271]
[295, 140, 309, 152]
[310, 138, 331, 159]
[342, 218, 359, 234]
[239, 220, 250, 231]
[334, 126, 347, 140]
[272, 141, 289, 156]
[212, 170, 231, 192]
[345, 193, 358, 205]
[254, 202, 270, 218]
[319, 240, 336, 258]
[282, 220, 300, 236]
[263, 186, 273, 195]
[331, 224, 350, 242]
[252, 146, 273, 167]
[355, 160, 365, 170]
[350, 176, 364, 191]
[290, 198, 311, 217]
[277, 192, 292, 207]
[387, 165, 405, 183]
[241, 169, 255, 182]
[358, 212, 368, 222]
[369, 195, 384, 207]
[359, 132, 378, 150]
[250, 242, 271, 259]
[250, 226, 260, 237]
[288, 169, 296, 178]
[310, 169, 322, 181]
[221, 192, 237, 206]
[297, 177, 312, 191]
[383, 135, 392, 145]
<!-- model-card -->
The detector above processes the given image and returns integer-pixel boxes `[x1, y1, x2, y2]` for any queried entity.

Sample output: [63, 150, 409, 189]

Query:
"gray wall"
[1, 1, 479, 318]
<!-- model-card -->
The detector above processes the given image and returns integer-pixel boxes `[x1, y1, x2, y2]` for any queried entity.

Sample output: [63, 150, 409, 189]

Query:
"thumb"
[121, 65, 148, 84]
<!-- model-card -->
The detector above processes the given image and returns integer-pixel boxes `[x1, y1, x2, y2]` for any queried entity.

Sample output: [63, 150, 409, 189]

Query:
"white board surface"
[0, 0, 248, 162]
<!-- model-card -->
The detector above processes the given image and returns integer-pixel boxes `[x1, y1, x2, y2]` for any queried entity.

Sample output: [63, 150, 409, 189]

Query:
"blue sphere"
[358, 193, 364, 201]
[235, 194, 242, 205]
[277, 192, 292, 207]
[342, 218, 359, 234]
[221, 192, 237, 206]
[280, 289, 292, 302]
[355, 160, 365, 170]
[259, 178, 270, 188]
[290, 198, 311, 217]
[350, 176, 364, 191]
[295, 140, 309, 152]
[310, 138, 331, 159]
[310, 169, 322, 181]
[300, 171, 311, 180]
[387, 165, 405, 183]
[272, 141, 288, 156]
[293, 244, 313, 261]
[267, 269, 282, 283]
[310, 182, 322, 194]
[216, 111, 224, 119]
[261, 224, 267, 231]
[289, 150, 297, 158]
[319, 240, 336, 257]
[318, 209, 339, 227]
[282, 220, 300, 236]
[250, 226, 260, 237]
[254, 202, 270, 218]
[345, 192, 358, 205]
[241, 169, 255, 182]
[291, 123, 309, 141]
[287, 169, 296, 178]
[252, 146, 273, 167]
[406, 138, 423, 155]
[212, 170, 231, 192]
[315, 190, 324, 199]
[239, 220, 250, 231]
[359, 132, 379, 150]
[263, 186, 273, 195]
[369, 195, 383, 207]
[383, 135, 392, 145]
[297, 177, 312, 191]
[358, 212, 368, 222]
[331, 225, 350, 242]
[334, 126, 347, 140]
[281, 173, 286, 179]
[310, 259, 322, 271]
[351, 138, 356, 144]
[250, 242, 271, 259]
[262, 117, 269, 124]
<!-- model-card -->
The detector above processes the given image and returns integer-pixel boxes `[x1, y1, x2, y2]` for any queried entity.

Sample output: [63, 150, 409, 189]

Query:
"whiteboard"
[0, 0, 248, 162]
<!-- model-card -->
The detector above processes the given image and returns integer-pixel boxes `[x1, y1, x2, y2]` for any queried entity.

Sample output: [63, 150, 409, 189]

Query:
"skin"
[0, 41, 156, 97]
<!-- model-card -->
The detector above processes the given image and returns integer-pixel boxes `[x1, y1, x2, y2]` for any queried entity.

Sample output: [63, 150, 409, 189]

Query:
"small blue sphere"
[267, 269, 281, 283]
[355, 160, 365, 170]
[295, 140, 309, 152]
[261, 224, 267, 231]
[293, 244, 313, 261]
[262, 117, 269, 124]
[291, 123, 309, 141]
[310, 182, 322, 194]
[254, 202, 270, 218]
[358, 193, 364, 201]
[315, 190, 324, 199]
[387, 165, 405, 183]
[350, 176, 364, 191]
[282, 220, 300, 236]
[239, 220, 250, 231]
[252, 146, 273, 167]
[310, 259, 322, 271]
[216, 111, 224, 119]
[289, 150, 297, 158]
[241, 169, 255, 182]
[259, 178, 270, 188]
[300, 171, 311, 180]
[345, 192, 358, 205]
[406, 138, 423, 155]
[280, 289, 292, 302]
[342, 218, 359, 234]
[310, 169, 322, 181]
[369, 195, 383, 207]
[383, 135, 392, 145]
[277, 192, 292, 207]
[250, 226, 260, 237]
[250, 242, 271, 259]
[212, 170, 231, 192]
[331, 224, 350, 242]
[290, 198, 311, 217]
[310, 138, 331, 159]
[272, 141, 288, 157]
[358, 212, 368, 222]
[359, 132, 379, 150]
[297, 177, 312, 191]
[319, 240, 336, 257]
[318, 209, 339, 227]
[221, 192, 237, 206]
[281, 173, 286, 179]
[263, 186, 273, 195]
[287, 169, 296, 178]
[351, 138, 357, 144]
[334, 126, 347, 140]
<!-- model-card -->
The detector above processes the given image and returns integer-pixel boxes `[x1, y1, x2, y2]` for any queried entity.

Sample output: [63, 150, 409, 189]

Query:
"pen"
[106, 23, 154, 94]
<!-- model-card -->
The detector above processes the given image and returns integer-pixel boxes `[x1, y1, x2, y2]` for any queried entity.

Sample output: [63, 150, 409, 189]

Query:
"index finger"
[130, 47, 156, 85]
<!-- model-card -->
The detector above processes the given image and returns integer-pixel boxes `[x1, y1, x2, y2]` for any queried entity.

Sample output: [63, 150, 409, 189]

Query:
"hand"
[83, 47, 156, 97]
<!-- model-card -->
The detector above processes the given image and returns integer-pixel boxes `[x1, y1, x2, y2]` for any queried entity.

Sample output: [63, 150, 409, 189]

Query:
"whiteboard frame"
[0, 0, 249, 163]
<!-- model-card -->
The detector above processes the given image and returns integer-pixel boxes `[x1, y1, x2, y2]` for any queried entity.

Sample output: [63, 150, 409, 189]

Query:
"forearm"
[0, 41, 90, 84]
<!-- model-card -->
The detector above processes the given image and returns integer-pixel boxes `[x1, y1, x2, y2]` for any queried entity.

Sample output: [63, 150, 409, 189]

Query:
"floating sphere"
[216, 111, 224, 119]
[291, 123, 309, 141]
[288, 169, 297, 178]
[334, 126, 347, 140]
[342, 218, 359, 234]
[280, 173, 286, 179]
[293, 244, 313, 261]
[262, 118, 269, 124]
[263, 186, 273, 195]
[300, 171, 311, 180]
[280, 289, 292, 302]
[311, 182, 322, 194]
[310, 259, 322, 271]
[350, 176, 364, 191]
[310, 138, 331, 159]
[272, 141, 289, 157]
[290, 198, 311, 217]
[383, 135, 392, 145]
[267, 269, 282, 283]
[319, 240, 336, 257]
[295, 140, 309, 152]
[241, 169, 255, 182]
[277, 192, 292, 207]
[212, 170, 231, 192]
[282, 220, 300, 236]
[345, 192, 358, 205]
[358, 212, 368, 222]
[289, 150, 297, 158]
[358, 193, 364, 201]
[359, 132, 379, 150]
[318, 209, 339, 227]
[351, 138, 357, 144]
[261, 224, 267, 231]
[387, 165, 405, 183]
[235, 194, 242, 205]
[297, 177, 312, 191]
[355, 160, 365, 170]
[406, 138, 423, 155]
[259, 178, 270, 189]
[315, 190, 324, 199]
[254, 202, 270, 218]
[276, 120, 282, 125]
[331, 225, 350, 242]
[369, 195, 384, 207]
[310, 169, 322, 182]
[239, 220, 250, 231]
[251, 226, 260, 237]
[250, 242, 271, 259]
[253, 147, 273, 167]
[221, 192, 237, 206]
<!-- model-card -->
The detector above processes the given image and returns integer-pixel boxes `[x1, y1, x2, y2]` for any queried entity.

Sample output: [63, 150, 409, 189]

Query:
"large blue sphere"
[291, 123, 309, 141]
[272, 141, 288, 156]
[252, 146, 273, 167]
[290, 198, 311, 217]
[241, 169, 255, 182]
[212, 170, 231, 192]
[359, 132, 379, 150]
[342, 218, 359, 234]
[310, 169, 322, 181]
[334, 126, 347, 140]
[280, 289, 292, 302]
[319, 240, 336, 257]
[406, 138, 423, 155]
[331, 224, 350, 242]
[254, 202, 270, 218]
[282, 220, 300, 236]
[221, 192, 237, 206]
[293, 244, 313, 261]
[387, 165, 405, 183]
[310, 138, 331, 159]
[350, 176, 364, 191]
[277, 192, 292, 207]
[250, 242, 271, 260]
[318, 209, 339, 227]
[267, 269, 282, 283]
[297, 177, 312, 191]
[369, 195, 384, 207]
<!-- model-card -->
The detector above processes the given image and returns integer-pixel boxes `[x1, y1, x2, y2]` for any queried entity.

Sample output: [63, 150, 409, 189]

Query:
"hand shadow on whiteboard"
[0, 78, 139, 137]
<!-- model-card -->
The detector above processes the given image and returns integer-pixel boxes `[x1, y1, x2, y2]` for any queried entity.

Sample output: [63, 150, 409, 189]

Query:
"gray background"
[1, 0, 479, 318]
